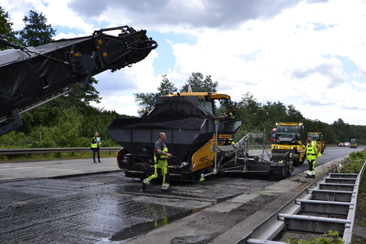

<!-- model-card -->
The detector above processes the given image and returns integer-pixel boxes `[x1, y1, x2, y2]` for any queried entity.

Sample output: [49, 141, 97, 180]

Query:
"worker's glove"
[293, 147, 299, 154]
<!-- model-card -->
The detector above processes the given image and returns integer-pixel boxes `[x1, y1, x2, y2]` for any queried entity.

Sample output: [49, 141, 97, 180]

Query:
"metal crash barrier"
[236, 161, 366, 244]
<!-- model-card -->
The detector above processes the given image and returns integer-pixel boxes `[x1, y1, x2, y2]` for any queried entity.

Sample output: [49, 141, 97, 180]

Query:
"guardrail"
[0, 147, 121, 156]
[236, 161, 366, 244]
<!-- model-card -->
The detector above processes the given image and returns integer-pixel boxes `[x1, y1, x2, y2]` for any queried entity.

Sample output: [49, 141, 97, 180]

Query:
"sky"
[1, 0, 366, 125]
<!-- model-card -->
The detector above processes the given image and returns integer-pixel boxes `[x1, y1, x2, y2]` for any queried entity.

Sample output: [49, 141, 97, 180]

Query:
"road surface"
[0, 146, 362, 243]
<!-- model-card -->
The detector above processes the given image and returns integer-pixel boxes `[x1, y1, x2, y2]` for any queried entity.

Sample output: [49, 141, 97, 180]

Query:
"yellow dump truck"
[307, 132, 325, 153]
[271, 122, 306, 167]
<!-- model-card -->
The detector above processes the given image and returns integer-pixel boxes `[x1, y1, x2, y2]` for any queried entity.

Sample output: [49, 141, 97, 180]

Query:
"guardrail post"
[109, 151, 111, 156]
[72, 152, 74, 156]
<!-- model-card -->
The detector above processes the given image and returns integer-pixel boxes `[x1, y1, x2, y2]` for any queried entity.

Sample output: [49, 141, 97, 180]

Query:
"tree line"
[136, 74, 366, 145]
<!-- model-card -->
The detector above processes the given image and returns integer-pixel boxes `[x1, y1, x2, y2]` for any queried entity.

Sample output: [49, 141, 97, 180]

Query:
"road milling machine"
[0, 26, 157, 136]
[109, 92, 294, 181]
[271, 122, 306, 167]
[307, 132, 325, 153]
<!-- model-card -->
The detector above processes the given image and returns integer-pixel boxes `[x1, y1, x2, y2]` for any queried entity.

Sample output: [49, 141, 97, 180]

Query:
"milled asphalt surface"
[0, 147, 363, 243]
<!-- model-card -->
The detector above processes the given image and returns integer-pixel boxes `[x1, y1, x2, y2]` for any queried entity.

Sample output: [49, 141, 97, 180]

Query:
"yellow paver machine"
[108, 93, 294, 181]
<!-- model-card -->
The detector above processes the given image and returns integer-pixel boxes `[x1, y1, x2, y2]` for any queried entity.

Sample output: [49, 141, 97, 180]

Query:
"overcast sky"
[1, 0, 366, 125]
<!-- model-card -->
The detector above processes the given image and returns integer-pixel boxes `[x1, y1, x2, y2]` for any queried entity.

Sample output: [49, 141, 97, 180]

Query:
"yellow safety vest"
[154, 146, 168, 163]
[306, 141, 317, 160]
[225, 111, 235, 120]
[91, 137, 98, 148]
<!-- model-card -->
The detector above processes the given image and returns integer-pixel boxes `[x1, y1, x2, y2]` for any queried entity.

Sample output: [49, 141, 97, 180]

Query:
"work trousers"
[144, 163, 170, 189]
[307, 159, 316, 176]
[92, 148, 100, 161]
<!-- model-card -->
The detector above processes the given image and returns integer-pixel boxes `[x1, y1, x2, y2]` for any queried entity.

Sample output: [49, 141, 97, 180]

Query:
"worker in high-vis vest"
[91, 132, 101, 163]
[296, 136, 322, 178]
[219, 106, 235, 120]
[142, 132, 172, 192]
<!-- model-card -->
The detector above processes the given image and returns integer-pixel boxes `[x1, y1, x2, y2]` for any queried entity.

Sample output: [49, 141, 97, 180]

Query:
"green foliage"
[134, 74, 178, 115]
[180, 72, 218, 93]
[18, 9, 56, 47]
[227, 92, 366, 145]
[0, 6, 18, 48]
[157, 74, 178, 95]
[134, 92, 157, 116]
[286, 230, 344, 244]
[0, 131, 33, 148]
[338, 151, 366, 174]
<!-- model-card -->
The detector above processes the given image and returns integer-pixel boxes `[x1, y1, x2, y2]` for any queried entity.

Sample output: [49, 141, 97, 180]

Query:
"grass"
[286, 230, 344, 244]
[0, 151, 118, 162]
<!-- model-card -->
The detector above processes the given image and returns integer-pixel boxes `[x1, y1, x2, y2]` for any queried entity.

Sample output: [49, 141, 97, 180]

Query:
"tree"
[157, 74, 178, 95]
[134, 74, 178, 115]
[47, 77, 102, 112]
[0, 7, 17, 49]
[286, 105, 304, 122]
[239, 92, 260, 115]
[18, 9, 56, 47]
[180, 72, 218, 93]
[134, 92, 156, 116]
[331, 118, 348, 142]
[19, 77, 102, 134]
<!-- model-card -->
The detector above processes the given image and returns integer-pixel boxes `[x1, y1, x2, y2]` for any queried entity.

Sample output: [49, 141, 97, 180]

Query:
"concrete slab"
[204, 202, 244, 213]
[132, 196, 213, 209]
[230, 194, 258, 203]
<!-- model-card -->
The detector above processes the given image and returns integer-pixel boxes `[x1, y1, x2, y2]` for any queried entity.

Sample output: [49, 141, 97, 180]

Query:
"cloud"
[66, 0, 328, 30]
[291, 60, 348, 87]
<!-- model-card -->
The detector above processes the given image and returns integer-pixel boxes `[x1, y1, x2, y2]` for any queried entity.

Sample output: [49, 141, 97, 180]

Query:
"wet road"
[0, 146, 362, 243]
[0, 172, 271, 243]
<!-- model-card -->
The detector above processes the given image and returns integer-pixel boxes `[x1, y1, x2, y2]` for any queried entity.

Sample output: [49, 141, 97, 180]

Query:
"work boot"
[93, 161, 97, 163]
[98, 160, 101, 163]
[305, 174, 311, 178]
[141, 182, 146, 191]
[311, 175, 315, 178]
